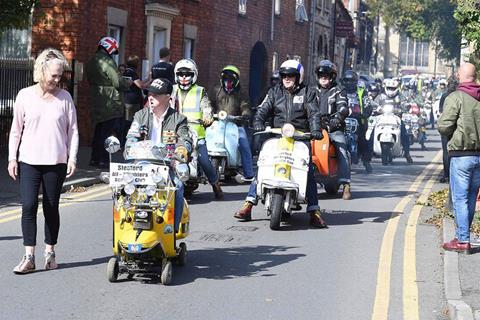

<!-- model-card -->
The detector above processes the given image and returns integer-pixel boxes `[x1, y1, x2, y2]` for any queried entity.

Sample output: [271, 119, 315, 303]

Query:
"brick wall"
[30, 0, 311, 145]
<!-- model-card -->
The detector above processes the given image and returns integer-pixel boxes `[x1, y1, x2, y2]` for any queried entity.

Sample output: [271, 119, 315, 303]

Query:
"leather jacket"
[254, 84, 320, 133]
[315, 83, 349, 131]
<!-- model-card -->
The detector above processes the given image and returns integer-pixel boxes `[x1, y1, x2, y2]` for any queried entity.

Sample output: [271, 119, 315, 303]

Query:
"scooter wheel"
[107, 257, 119, 283]
[177, 242, 187, 267]
[161, 261, 173, 285]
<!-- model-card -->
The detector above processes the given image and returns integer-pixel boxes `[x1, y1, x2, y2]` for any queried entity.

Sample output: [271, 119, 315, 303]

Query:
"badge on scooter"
[164, 224, 174, 234]
[293, 96, 304, 104]
[128, 244, 142, 253]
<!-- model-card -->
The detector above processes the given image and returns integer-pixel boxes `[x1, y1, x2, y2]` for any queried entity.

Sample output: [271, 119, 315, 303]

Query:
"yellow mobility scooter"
[105, 137, 190, 285]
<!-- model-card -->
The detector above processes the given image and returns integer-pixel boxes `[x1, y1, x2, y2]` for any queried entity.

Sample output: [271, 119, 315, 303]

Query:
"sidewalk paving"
[0, 146, 104, 210]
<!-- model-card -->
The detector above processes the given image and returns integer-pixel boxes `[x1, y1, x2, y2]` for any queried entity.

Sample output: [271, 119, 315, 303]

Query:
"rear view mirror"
[104, 136, 120, 154]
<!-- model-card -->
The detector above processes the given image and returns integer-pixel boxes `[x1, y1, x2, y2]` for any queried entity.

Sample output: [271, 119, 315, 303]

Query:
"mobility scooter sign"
[109, 163, 169, 187]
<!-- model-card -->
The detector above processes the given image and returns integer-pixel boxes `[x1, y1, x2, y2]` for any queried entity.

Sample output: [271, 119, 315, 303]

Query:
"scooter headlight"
[135, 211, 148, 219]
[281, 123, 295, 138]
[124, 183, 136, 195]
[145, 185, 157, 197]
[152, 173, 165, 185]
[176, 163, 190, 182]
[123, 173, 134, 184]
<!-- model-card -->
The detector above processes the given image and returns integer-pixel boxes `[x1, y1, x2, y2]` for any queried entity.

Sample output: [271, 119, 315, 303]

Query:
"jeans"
[19, 162, 67, 246]
[197, 139, 219, 184]
[246, 141, 319, 212]
[400, 121, 410, 153]
[357, 125, 372, 163]
[91, 117, 127, 163]
[238, 127, 254, 178]
[441, 135, 450, 179]
[450, 156, 480, 242]
[330, 131, 351, 184]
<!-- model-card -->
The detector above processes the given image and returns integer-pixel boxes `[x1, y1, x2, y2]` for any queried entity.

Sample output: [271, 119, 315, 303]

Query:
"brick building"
[2, 0, 313, 146]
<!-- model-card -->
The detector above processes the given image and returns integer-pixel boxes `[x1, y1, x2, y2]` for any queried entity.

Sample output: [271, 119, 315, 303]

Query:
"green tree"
[454, 0, 480, 52]
[0, 0, 39, 34]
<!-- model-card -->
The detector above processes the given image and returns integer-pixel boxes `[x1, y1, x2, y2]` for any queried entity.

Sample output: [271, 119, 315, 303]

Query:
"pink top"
[8, 86, 79, 165]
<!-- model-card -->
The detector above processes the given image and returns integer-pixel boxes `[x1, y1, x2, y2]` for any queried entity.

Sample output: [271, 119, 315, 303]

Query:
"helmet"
[367, 83, 380, 94]
[383, 78, 400, 98]
[279, 59, 304, 85]
[174, 58, 198, 90]
[98, 37, 119, 55]
[357, 80, 366, 90]
[270, 70, 280, 86]
[315, 60, 337, 80]
[220, 65, 240, 93]
[439, 79, 447, 87]
[341, 70, 358, 92]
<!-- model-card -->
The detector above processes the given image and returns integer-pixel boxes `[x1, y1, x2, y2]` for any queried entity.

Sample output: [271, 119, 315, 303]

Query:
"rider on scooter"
[233, 59, 327, 228]
[341, 70, 374, 173]
[314, 60, 352, 200]
[374, 78, 413, 163]
[210, 65, 254, 180]
[171, 58, 224, 198]
[125, 78, 191, 233]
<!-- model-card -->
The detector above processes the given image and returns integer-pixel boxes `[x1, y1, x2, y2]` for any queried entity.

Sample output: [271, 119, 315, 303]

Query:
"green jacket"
[210, 84, 251, 117]
[438, 90, 480, 156]
[86, 50, 130, 125]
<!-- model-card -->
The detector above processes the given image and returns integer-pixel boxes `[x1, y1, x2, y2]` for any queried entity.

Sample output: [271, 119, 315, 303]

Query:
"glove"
[139, 125, 149, 140]
[254, 123, 265, 132]
[329, 117, 342, 129]
[175, 146, 188, 163]
[202, 117, 213, 127]
[311, 130, 324, 140]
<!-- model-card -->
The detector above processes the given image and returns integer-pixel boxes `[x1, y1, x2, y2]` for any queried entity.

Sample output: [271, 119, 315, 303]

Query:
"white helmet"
[98, 37, 119, 55]
[279, 59, 304, 85]
[383, 78, 399, 98]
[439, 79, 447, 86]
[174, 58, 198, 90]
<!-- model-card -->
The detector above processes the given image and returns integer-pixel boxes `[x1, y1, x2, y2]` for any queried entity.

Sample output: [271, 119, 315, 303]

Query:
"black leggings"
[19, 162, 67, 246]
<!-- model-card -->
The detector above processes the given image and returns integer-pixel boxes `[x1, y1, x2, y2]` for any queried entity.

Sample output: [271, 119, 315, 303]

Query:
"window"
[239, 0, 247, 15]
[108, 24, 122, 65]
[275, 0, 281, 15]
[153, 28, 167, 63]
[399, 34, 429, 67]
[184, 38, 195, 59]
[296, 0, 309, 22]
[0, 28, 31, 58]
[272, 52, 279, 71]
[293, 55, 301, 62]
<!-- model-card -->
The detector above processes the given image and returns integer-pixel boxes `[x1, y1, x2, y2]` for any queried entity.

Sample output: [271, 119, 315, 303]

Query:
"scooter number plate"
[128, 244, 142, 253]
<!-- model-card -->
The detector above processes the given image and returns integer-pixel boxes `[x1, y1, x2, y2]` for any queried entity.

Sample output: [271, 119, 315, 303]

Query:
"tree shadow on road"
[173, 245, 304, 285]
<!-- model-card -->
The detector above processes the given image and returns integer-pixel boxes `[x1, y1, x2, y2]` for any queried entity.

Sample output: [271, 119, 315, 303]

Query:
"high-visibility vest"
[174, 84, 205, 138]
[357, 87, 365, 124]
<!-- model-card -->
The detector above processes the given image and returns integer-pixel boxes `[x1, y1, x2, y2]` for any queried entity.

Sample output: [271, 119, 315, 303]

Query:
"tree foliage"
[367, 0, 461, 61]
[0, 0, 39, 33]
[454, 0, 480, 52]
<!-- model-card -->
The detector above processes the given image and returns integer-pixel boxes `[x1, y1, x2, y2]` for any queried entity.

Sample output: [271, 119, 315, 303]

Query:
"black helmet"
[367, 83, 380, 94]
[315, 60, 337, 80]
[342, 70, 358, 92]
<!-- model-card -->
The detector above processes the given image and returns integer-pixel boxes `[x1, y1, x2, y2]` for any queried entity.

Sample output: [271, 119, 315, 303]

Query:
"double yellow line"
[372, 151, 443, 320]
[0, 185, 112, 224]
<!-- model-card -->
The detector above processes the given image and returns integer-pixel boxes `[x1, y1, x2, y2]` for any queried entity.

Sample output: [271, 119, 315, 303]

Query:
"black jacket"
[254, 84, 320, 133]
[315, 83, 348, 131]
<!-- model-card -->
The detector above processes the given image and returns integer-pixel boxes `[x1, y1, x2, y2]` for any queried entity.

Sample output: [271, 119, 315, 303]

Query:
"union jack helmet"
[98, 37, 119, 55]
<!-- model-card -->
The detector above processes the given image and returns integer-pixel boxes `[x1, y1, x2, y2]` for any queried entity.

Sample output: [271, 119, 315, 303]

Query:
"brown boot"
[309, 210, 328, 228]
[212, 181, 223, 199]
[234, 202, 253, 221]
[342, 184, 351, 200]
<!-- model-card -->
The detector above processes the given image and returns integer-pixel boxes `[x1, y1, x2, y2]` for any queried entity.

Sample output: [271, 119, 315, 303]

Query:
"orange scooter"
[311, 129, 340, 194]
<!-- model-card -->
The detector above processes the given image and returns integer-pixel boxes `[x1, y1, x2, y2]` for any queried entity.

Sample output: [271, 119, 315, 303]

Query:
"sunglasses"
[280, 73, 296, 79]
[176, 71, 194, 78]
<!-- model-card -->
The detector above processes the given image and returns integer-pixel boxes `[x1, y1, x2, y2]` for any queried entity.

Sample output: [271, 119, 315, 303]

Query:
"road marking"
[403, 165, 442, 320]
[0, 186, 111, 224]
[371, 150, 442, 320]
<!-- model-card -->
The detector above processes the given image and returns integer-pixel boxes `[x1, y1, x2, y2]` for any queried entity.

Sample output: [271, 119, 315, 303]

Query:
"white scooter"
[255, 123, 310, 230]
[373, 104, 403, 165]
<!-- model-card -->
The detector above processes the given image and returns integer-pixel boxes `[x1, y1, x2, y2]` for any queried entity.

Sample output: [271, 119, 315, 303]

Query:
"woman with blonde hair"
[8, 48, 79, 274]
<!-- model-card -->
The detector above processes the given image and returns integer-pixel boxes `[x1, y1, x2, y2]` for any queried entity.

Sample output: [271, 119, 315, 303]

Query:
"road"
[0, 131, 448, 320]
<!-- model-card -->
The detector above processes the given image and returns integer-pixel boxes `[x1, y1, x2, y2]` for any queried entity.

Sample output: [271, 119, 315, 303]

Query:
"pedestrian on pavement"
[8, 48, 79, 274]
[171, 58, 223, 199]
[151, 47, 175, 84]
[438, 77, 458, 183]
[234, 59, 327, 228]
[210, 65, 254, 180]
[123, 55, 146, 122]
[86, 36, 131, 168]
[438, 62, 480, 254]
[314, 60, 351, 200]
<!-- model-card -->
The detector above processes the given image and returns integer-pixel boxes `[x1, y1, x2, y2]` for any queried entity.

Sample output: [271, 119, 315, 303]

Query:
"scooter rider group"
[374, 78, 414, 163]
[171, 58, 224, 199]
[341, 70, 374, 173]
[233, 59, 328, 228]
[314, 60, 352, 200]
[210, 65, 254, 180]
